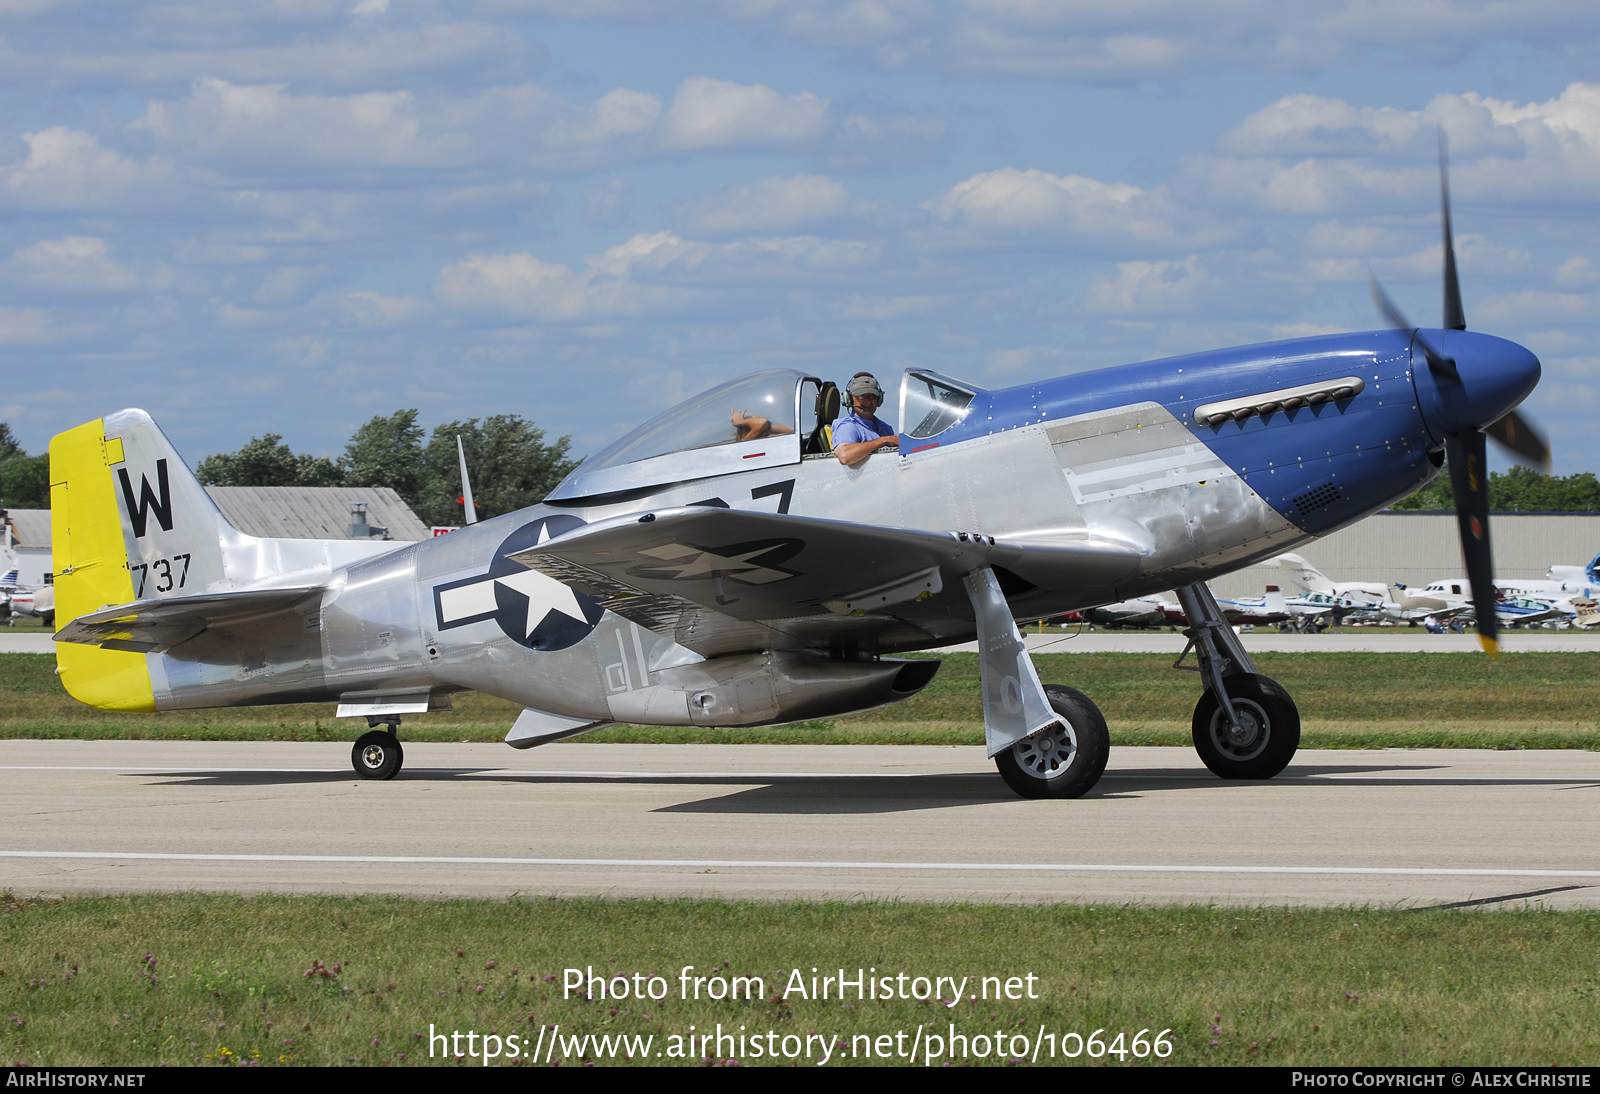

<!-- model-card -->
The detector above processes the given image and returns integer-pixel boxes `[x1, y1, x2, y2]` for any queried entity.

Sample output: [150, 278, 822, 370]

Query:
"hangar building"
[3, 486, 429, 588]
[1209, 512, 1600, 599]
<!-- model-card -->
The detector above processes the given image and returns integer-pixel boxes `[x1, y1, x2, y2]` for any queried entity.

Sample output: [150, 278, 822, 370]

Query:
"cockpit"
[545, 366, 980, 502]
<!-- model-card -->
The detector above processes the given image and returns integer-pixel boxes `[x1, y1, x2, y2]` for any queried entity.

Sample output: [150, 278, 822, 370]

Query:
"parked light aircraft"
[1082, 595, 1175, 628]
[1157, 586, 1296, 628]
[1269, 552, 1460, 624]
[47, 144, 1549, 799]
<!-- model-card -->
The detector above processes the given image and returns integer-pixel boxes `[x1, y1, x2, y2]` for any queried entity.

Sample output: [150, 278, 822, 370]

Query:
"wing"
[54, 586, 324, 654]
[511, 507, 1143, 656]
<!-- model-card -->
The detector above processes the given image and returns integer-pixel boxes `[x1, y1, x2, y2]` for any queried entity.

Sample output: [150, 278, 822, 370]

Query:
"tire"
[994, 684, 1110, 799]
[1191, 673, 1299, 780]
[352, 730, 403, 780]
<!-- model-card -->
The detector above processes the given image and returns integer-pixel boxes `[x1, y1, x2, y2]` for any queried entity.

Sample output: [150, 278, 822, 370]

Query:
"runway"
[4, 741, 1599, 908]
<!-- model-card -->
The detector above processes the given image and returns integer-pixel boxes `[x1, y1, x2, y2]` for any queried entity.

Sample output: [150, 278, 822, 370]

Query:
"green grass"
[4, 651, 1600, 749]
[3, 893, 1597, 1067]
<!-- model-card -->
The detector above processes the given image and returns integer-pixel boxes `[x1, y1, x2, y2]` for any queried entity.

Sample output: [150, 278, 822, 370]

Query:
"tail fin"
[1263, 585, 1287, 615]
[50, 409, 241, 710]
[1271, 552, 1334, 593]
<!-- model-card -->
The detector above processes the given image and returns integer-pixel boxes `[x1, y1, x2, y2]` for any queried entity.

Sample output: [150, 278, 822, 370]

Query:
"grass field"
[4, 650, 1598, 749]
[2, 893, 1598, 1067]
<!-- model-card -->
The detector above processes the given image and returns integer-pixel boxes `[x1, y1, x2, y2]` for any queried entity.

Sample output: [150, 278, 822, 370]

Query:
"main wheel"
[1191, 673, 1299, 779]
[994, 684, 1110, 799]
[352, 730, 403, 780]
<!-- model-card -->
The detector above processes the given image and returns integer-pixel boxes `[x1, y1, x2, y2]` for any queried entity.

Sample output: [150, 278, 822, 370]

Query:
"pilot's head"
[847, 372, 884, 415]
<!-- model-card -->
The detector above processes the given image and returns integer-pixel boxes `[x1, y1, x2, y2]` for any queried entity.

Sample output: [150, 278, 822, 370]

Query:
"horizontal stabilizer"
[54, 586, 323, 654]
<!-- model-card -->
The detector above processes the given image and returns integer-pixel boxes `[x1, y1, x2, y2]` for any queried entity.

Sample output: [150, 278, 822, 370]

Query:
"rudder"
[50, 409, 241, 710]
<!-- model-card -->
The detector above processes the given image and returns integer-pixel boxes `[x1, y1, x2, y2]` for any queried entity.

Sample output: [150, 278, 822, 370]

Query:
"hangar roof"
[3, 487, 429, 545]
[205, 486, 429, 541]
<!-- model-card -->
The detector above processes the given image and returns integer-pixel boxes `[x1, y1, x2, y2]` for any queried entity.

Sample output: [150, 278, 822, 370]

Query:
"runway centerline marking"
[4, 850, 1600, 879]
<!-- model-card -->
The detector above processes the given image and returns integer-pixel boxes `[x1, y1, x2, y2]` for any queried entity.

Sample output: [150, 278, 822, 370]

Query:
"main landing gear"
[994, 684, 1110, 800]
[964, 567, 1111, 799]
[352, 715, 404, 780]
[1174, 583, 1301, 779]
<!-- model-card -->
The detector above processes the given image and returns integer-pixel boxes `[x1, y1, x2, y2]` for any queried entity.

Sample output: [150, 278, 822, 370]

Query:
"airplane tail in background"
[1271, 553, 1334, 593]
[1263, 585, 1287, 615]
[50, 409, 243, 711]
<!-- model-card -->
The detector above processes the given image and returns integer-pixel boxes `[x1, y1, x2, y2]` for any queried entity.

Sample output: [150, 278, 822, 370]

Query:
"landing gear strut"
[965, 567, 1110, 799]
[1174, 583, 1300, 779]
[352, 715, 404, 780]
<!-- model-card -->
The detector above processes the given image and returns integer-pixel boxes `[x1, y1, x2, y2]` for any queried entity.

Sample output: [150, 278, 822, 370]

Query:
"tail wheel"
[1191, 673, 1300, 779]
[352, 730, 403, 780]
[994, 684, 1110, 800]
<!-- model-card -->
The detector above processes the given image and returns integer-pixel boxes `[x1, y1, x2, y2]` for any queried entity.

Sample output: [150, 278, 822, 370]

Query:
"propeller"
[1368, 130, 1552, 656]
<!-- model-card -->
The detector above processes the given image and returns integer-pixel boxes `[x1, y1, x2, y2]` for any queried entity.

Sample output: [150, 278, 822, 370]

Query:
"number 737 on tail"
[49, 158, 1547, 800]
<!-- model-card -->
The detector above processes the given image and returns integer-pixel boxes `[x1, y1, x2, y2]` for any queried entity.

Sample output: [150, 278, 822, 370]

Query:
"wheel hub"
[1012, 720, 1079, 777]
[1210, 698, 1271, 761]
[361, 743, 387, 769]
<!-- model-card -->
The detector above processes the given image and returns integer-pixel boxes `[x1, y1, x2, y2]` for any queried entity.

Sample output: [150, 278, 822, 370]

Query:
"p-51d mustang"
[50, 150, 1547, 799]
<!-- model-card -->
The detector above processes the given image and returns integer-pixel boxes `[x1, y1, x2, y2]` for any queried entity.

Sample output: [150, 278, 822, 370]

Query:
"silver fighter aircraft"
[48, 148, 1549, 799]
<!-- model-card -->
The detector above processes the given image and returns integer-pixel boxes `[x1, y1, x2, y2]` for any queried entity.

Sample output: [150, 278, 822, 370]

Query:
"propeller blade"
[1369, 271, 1459, 380]
[1443, 429, 1498, 655]
[1439, 128, 1466, 332]
[1484, 409, 1551, 473]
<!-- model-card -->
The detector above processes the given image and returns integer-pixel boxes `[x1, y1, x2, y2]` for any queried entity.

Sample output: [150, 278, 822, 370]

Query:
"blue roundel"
[491, 515, 605, 651]
[432, 514, 605, 652]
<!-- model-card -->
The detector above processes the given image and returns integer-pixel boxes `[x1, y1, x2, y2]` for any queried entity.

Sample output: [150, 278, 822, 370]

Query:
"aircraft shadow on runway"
[130, 763, 1600, 813]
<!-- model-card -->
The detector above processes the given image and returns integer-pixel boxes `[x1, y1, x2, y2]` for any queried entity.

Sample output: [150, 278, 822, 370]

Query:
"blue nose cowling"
[1411, 329, 1541, 441]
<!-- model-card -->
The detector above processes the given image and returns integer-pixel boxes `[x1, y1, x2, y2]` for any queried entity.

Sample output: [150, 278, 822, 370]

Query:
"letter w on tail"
[117, 459, 173, 538]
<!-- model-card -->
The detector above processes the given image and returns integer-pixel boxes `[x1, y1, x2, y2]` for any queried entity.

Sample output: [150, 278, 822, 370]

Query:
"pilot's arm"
[834, 433, 897, 468]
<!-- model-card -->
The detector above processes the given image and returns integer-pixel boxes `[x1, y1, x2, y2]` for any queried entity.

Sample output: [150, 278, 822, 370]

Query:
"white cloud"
[0, 308, 54, 344]
[434, 251, 668, 322]
[584, 178, 632, 227]
[673, 173, 855, 234]
[252, 265, 331, 307]
[1084, 256, 1207, 314]
[659, 77, 831, 150]
[925, 167, 1187, 246]
[1555, 257, 1600, 289]
[589, 230, 881, 282]
[11, 236, 169, 292]
[1196, 83, 1600, 214]
[435, 228, 884, 322]
[1, 21, 522, 92]
[342, 291, 430, 328]
[133, 78, 446, 170]
[1, 127, 173, 210]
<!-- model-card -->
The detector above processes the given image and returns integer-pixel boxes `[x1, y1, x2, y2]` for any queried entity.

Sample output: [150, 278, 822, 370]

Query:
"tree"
[196, 434, 343, 487]
[1, 453, 49, 508]
[340, 409, 433, 509]
[418, 416, 580, 526]
[1391, 459, 1600, 512]
[0, 423, 48, 508]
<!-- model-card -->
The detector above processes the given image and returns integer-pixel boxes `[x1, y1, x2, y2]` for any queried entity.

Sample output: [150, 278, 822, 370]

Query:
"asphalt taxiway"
[3, 741, 1597, 908]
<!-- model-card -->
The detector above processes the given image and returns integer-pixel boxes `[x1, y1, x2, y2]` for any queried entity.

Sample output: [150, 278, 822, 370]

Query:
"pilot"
[832, 372, 897, 468]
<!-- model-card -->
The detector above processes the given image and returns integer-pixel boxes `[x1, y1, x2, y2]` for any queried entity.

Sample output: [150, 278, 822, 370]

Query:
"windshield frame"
[898, 368, 978, 444]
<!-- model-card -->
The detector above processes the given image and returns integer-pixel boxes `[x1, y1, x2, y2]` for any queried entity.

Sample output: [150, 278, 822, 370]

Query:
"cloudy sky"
[6, 1, 1600, 475]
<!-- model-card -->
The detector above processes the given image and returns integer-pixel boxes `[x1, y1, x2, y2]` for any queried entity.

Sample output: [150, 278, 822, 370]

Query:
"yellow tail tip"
[1479, 635, 1500, 658]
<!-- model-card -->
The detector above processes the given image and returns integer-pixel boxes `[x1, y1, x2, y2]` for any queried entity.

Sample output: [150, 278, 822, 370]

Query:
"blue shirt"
[832, 410, 896, 446]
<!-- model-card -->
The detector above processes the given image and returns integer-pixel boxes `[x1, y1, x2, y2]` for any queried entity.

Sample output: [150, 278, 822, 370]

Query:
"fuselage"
[133, 325, 1540, 723]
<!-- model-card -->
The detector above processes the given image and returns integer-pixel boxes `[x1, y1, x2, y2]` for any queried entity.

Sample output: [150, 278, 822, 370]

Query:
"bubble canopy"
[546, 369, 810, 501]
